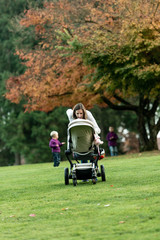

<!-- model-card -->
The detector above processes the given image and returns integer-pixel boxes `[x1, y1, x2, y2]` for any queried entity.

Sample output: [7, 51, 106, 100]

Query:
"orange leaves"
[8, 0, 160, 112]
[6, 0, 113, 111]
[6, 77, 22, 104]
[35, 25, 46, 34]
[20, 9, 40, 27]
[6, 45, 98, 111]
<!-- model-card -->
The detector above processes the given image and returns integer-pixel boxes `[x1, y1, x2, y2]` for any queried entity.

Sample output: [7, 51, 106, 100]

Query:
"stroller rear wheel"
[64, 168, 69, 185]
[101, 165, 106, 181]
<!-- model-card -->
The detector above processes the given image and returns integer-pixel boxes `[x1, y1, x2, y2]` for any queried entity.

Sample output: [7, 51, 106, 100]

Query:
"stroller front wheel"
[101, 165, 106, 181]
[64, 168, 69, 185]
[92, 178, 97, 184]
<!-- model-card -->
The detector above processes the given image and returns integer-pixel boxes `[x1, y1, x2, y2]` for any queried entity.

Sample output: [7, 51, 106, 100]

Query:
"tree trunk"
[14, 153, 21, 165]
[137, 112, 158, 151]
[137, 113, 149, 151]
[146, 114, 159, 150]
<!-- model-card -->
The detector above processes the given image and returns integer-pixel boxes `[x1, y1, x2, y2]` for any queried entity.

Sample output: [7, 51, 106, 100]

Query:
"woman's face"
[75, 109, 84, 119]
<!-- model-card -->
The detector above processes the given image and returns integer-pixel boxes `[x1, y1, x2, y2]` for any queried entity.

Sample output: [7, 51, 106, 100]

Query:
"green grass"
[0, 151, 160, 240]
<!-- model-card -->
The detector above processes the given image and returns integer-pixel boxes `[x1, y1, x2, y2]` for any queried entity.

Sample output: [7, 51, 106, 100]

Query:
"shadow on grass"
[51, 179, 106, 188]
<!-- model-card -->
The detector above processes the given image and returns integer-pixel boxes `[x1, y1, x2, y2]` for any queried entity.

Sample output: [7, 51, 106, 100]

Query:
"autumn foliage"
[6, 0, 105, 111]
[6, 0, 160, 112]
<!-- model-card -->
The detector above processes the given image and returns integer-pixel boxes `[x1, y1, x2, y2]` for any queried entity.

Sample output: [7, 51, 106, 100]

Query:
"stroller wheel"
[101, 165, 106, 181]
[92, 178, 97, 184]
[97, 168, 101, 177]
[73, 179, 77, 186]
[64, 168, 69, 185]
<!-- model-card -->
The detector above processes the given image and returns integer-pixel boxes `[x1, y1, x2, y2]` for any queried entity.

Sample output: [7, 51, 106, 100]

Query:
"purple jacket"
[49, 139, 63, 153]
[106, 132, 118, 147]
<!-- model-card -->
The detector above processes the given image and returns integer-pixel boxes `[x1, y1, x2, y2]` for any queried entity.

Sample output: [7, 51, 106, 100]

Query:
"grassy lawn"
[0, 151, 160, 240]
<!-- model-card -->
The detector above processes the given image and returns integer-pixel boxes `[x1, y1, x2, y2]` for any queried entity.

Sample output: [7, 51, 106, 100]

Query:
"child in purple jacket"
[49, 131, 65, 167]
[106, 127, 118, 156]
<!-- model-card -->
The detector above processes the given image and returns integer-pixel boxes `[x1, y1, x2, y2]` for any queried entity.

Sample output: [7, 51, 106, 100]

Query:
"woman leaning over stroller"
[66, 103, 104, 183]
[66, 103, 103, 145]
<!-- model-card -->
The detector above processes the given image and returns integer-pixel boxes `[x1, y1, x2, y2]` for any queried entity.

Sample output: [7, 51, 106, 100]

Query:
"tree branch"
[143, 98, 150, 111]
[48, 92, 72, 98]
[113, 94, 133, 106]
[64, 27, 73, 37]
[149, 98, 160, 116]
[101, 95, 138, 112]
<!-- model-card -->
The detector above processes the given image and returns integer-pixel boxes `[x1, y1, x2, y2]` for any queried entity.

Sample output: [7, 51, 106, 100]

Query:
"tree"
[0, 0, 45, 165]
[5, 0, 160, 151]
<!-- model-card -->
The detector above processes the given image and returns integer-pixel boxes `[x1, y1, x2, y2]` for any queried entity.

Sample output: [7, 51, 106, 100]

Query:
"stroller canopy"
[67, 119, 95, 153]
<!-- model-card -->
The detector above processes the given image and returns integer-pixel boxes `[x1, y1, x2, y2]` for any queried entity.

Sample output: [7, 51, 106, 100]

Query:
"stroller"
[64, 119, 106, 186]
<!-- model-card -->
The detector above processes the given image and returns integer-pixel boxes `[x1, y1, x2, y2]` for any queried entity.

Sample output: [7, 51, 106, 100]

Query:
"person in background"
[49, 131, 65, 167]
[106, 126, 118, 156]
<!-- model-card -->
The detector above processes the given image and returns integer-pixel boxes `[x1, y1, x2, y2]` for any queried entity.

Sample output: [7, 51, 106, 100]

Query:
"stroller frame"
[64, 119, 106, 186]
